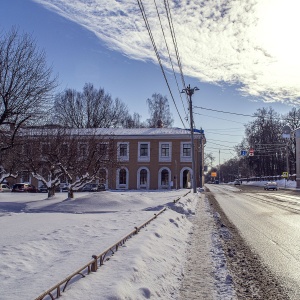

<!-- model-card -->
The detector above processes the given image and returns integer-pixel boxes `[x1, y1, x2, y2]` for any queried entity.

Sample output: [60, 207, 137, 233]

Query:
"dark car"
[81, 183, 106, 192]
[12, 183, 37, 193]
[38, 184, 48, 193]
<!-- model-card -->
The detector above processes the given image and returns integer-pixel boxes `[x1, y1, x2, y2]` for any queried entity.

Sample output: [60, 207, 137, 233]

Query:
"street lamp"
[181, 84, 199, 193]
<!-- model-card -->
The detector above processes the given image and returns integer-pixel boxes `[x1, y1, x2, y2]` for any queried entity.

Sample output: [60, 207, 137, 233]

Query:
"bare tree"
[53, 83, 132, 128]
[243, 107, 284, 176]
[146, 93, 173, 128]
[282, 108, 300, 174]
[0, 148, 19, 183]
[0, 27, 57, 153]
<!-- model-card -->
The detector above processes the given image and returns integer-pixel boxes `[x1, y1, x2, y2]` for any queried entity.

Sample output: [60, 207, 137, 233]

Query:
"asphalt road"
[207, 184, 300, 299]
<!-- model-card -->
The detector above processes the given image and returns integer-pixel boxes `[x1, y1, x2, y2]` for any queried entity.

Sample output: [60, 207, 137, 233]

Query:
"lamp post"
[181, 84, 199, 193]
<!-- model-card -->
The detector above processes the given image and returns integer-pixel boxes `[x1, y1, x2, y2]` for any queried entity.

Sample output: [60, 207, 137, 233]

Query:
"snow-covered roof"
[20, 127, 203, 139]
[92, 127, 198, 136]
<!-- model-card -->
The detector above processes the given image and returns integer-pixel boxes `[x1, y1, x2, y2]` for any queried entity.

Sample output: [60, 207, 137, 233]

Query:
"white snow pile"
[0, 190, 199, 300]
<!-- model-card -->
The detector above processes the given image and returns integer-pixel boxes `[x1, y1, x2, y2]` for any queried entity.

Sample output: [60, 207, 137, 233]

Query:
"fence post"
[91, 255, 98, 272]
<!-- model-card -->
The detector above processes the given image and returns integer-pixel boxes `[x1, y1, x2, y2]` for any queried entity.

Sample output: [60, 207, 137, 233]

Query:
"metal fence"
[35, 207, 167, 300]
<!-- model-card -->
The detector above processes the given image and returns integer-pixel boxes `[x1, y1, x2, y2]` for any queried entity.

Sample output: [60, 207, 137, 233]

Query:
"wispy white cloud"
[33, 0, 300, 104]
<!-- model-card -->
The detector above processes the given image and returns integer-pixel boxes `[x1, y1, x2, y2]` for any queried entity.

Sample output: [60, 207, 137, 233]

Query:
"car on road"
[233, 180, 241, 185]
[264, 181, 278, 191]
[12, 183, 37, 193]
[0, 183, 11, 192]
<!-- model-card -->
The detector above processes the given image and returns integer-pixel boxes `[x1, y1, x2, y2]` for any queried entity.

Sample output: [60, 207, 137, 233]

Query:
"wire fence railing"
[35, 208, 167, 300]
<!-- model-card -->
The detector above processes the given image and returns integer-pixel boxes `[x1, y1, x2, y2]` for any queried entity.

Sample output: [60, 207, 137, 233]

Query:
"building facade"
[9, 127, 205, 190]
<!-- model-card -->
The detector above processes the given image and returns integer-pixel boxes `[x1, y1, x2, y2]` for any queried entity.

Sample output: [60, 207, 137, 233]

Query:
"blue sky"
[1, 0, 299, 164]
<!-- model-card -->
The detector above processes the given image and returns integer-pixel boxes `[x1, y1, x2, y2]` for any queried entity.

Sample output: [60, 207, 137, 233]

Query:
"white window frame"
[159, 142, 172, 162]
[180, 142, 192, 162]
[137, 167, 150, 190]
[117, 142, 129, 161]
[99, 142, 109, 160]
[138, 142, 150, 162]
[158, 167, 171, 189]
[116, 167, 129, 189]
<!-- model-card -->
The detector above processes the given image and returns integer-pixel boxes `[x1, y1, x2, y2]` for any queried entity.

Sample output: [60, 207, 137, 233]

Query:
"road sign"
[241, 150, 247, 156]
[211, 172, 217, 177]
[282, 172, 289, 178]
[249, 149, 254, 156]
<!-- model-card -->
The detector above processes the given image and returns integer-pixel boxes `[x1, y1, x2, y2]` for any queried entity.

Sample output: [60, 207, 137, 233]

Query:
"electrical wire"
[136, 0, 186, 128]
[194, 112, 246, 124]
[152, 0, 188, 119]
[194, 105, 255, 117]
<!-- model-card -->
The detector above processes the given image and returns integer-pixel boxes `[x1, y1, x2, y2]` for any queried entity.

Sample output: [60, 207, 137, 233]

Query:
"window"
[140, 169, 147, 185]
[181, 142, 192, 162]
[120, 144, 127, 156]
[161, 169, 169, 185]
[117, 142, 129, 161]
[159, 142, 172, 162]
[140, 144, 148, 156]
[183, 143, 191, 157]
[119, 169, 127, 185]
[161, 144, 169, 157]
[138, 142, 150, 162]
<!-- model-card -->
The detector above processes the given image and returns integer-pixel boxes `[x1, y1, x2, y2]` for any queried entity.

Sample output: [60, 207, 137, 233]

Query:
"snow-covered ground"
[2, 180, 294, 300]
[0, 189, 204, 300]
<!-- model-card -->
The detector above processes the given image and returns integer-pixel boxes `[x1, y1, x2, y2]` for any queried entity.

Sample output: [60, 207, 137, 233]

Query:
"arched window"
[140, 169, 147, 185]
[116, 167, 129, 189]
[119, 169, 127, 185]
[161, 169, 169, 186]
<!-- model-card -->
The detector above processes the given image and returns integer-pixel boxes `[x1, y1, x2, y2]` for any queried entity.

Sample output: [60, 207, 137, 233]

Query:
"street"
[207, 184, 300, 299]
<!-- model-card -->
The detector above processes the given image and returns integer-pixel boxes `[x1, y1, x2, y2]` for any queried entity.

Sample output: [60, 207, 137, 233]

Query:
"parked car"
[11, 183, 37, 193]
[81, 183, 106, 192]
[98, 183, 106, 191]
[0, 183, 11, 192]
[233, 180, 241, 185]
[38, 184, 48, 193]
[264, 182, 278, 191]
[59, 183, 69, 192]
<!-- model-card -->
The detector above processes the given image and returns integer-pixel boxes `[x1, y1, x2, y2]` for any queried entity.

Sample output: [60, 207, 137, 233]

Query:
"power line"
[194, 112, 246, 124]
[205, 131, 244, 137]
[194, 105, 295, 121]
[152, 0, 188, 119]
[136, 0, 186, 128]
[209, 138, 240, 144]
[194, 105, 255, 117]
